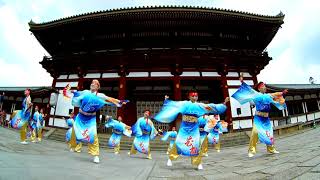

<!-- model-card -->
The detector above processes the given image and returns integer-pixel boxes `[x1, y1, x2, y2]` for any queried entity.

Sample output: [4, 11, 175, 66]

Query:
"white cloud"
[0, 5, 48, 62]
[258, 1, 320, 83]
[258, 48, 304, 84]
[0, 58, 51, 86]
[0, 3, 52, 86]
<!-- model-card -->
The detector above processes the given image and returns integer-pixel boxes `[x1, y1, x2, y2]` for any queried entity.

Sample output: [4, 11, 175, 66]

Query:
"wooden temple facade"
[27, 6, 320, 131]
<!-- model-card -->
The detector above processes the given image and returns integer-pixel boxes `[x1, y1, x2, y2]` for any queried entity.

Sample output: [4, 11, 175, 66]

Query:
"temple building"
[2, 6, 317, 131]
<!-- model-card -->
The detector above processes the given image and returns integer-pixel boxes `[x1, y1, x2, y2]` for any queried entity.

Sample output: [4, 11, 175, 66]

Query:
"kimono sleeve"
[71, 90, 89, 107]
[153, 100, 187, 123]
[197, 103, 227, 115]
[269, 93, 287, 110]
[231, 82, 259, 105]
[105, 118, 117, 128]
[131, 118, 143, 137]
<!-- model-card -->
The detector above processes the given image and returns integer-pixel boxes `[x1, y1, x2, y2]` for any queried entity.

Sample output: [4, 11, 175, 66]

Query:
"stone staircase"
[219, 131, 250, 147]
[47, 128, 250, 151]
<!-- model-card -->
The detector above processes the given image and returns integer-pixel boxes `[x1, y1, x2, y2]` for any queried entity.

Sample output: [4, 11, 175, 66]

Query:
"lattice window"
[136, 101, 169, 131]
[100, 106, 117, 119]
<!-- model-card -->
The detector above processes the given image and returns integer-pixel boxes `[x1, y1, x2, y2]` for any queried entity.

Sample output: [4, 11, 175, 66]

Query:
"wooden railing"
[231, 110, 320, 131]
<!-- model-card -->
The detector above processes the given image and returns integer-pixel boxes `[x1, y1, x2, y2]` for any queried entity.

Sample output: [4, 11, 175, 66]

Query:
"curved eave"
[266, 84, 320, 94]
[0, 87, 57, 96]
[29, 6, 284, 30]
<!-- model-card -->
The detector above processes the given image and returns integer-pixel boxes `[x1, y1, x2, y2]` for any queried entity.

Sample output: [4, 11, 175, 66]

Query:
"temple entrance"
[126, 79, 173, 130]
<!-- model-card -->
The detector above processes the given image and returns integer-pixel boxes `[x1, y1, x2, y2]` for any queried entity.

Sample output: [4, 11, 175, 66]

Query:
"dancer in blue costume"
[128, 110, 157, 160]
[105, 115, 132, 154]
[30, 106, 40, 143]
[232, 73, 287, 157]
[10, 88, 32, 144]
[65, 112, 81, 152]
[37, 108, 45, 142]
[198, 115, 209, 157]
[66, 79, 128, 163]
[154, 91, 229, 170]
[204, 115, 228, 153]
[161, 127, 177, 154]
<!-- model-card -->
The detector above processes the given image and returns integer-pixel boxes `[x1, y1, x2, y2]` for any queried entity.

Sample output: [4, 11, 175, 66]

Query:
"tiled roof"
[267, 84, 320, 90]
[29, 6, 284, 28]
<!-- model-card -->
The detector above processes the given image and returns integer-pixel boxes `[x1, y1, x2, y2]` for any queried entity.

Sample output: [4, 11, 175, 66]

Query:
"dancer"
[10, 88, 32, 144]
[37, 108, 45, 142]
[105, 116, 132, 154]
[161, 127, 177, 155]
[204, 115, 228, 153]
[232, 74, 287, 157]
[154, 90, 229, 170]
[30, 106, 40, 143]
[65, 112, 82, 152]
[128, 110, 157, 159]
[66, 79, 128, 163]
[198, 115, 209, 157]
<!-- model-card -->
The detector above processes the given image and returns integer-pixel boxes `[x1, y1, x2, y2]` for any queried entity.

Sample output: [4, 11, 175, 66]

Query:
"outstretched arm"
[98, 93, 128, 107]
[223, 97, 230, 105]
[270, 89, 288, 98]
[270, 89, 287, 105]
[153, 96, 187, 123]
[200, 100, 228, 115]
[239, 73, 244, 83]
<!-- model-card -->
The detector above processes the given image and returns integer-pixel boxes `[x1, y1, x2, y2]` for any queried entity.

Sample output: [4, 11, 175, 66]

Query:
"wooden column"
[173, 75, 181, 100]
[117, 76, 127, 120]
[249, 68, 259, 85]
[47, 78, 56, 127]
[74, 73, 85, 116]
[252, 74, 258, 85]
[77, 76, 84, 91]
[172, 75, 182, 130]
[218, 64, 232, 131]
[47, 73, 59, 127]
[171, 63, 183, 130]
[221, 75, 232, 130]
[51, 78, 57, 88]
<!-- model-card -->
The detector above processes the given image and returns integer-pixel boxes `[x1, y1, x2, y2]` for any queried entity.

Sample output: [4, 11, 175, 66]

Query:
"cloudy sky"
[0, 0, 319, 86]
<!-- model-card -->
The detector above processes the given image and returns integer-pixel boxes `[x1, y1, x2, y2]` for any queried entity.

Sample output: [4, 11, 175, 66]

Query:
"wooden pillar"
[51, 78, 57, 88]
[248, 68, 259, 85]
[173, 75, 181, 100]
[77, 76, 84, 91]
[172, 75, 182, 130]
[252, 74, 258, 85]
[302, 102, 306, 113]
[171, 63, 182, 130]
[47, 74, 58, 127]
[218, 64, 232, 130]
[304, 102, 308, 113]
[74, 74, 84, 116]
[220, 74, 232, 130]
[117, 76, 127, 121]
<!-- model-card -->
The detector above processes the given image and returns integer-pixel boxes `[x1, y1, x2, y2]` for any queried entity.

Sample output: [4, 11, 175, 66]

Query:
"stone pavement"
[0, 127, 320, 180]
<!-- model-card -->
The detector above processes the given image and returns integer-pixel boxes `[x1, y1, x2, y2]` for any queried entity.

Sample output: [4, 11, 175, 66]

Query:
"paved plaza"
[0, 127, 320, 180]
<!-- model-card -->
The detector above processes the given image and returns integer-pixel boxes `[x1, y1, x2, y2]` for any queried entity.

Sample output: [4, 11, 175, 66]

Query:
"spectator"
[2, 110, 7, 127]
[0, 92, 4, 104]
[0, 110, 3, 127]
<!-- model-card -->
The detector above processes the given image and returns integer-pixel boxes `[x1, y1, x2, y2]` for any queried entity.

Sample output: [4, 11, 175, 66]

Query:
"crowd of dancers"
[9, 73, 287, 170]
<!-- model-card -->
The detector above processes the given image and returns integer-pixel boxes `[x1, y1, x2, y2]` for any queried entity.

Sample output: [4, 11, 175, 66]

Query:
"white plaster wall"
[229, 88, 256, 118]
